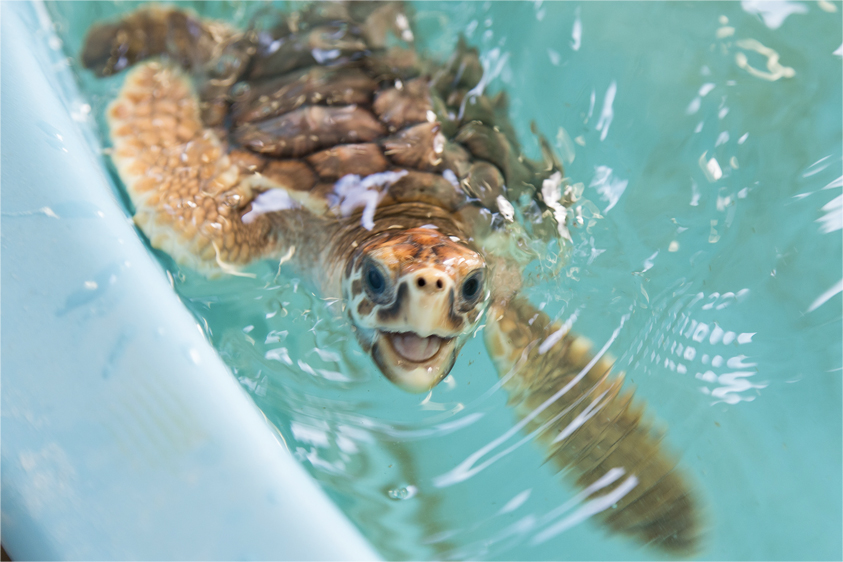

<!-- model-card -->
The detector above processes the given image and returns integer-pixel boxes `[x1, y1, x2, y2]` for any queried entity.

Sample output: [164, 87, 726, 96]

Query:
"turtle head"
[343, 227, 488, 393]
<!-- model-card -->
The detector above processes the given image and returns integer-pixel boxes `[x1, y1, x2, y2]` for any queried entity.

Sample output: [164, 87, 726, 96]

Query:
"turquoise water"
[46, 1, 842, 559]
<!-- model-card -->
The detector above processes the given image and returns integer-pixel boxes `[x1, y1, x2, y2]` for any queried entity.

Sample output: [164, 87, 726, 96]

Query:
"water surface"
[46, 1, 843, 559]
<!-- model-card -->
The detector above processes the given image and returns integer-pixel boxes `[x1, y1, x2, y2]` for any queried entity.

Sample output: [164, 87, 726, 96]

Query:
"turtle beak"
[372, 332, 458, 393]
[366, 269, 465, 392]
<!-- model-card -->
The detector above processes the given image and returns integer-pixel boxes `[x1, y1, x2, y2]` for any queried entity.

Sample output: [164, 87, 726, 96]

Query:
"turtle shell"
[84, 2, 571, 277]
[226, 4, 570, 241]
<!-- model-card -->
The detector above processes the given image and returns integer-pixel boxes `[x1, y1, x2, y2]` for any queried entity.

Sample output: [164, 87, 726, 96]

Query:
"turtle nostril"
[416, 273, 445, 290]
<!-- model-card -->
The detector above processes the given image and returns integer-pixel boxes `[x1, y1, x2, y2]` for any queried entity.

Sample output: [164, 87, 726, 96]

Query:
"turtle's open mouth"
[384, 331, 449, 363]
[371, 330, 459, 393]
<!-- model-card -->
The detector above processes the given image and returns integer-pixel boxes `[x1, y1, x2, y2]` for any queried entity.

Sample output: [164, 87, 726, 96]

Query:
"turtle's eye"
[367, 266, 385, 294]
[461, 271, 484, 302]
[363, 261, 391, 303]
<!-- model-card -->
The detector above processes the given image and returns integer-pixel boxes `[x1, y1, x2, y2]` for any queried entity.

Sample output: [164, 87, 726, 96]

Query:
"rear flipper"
[82, 6, 248, 126]
[484, 297, 702, 554]
[81, 6, 233, 77]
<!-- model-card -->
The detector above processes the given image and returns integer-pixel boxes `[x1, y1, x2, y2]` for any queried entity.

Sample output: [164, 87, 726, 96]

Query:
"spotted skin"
[83, 3, 703, 554]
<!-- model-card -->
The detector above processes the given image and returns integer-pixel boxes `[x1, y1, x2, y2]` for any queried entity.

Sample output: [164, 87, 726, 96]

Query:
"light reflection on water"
[45, 0, 842, 560]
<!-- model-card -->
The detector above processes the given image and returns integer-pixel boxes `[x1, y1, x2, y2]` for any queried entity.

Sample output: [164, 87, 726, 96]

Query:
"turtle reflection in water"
[82, 2, 702, 554]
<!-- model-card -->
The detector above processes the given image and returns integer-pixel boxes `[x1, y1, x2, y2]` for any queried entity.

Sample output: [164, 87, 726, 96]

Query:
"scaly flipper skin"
[109, 63, 288, 275]
[485, 297, 701, 554]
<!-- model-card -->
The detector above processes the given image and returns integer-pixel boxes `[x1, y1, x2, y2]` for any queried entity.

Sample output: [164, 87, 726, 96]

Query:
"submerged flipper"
[485, 297, 702, 554]
[81, 7, 221, 77]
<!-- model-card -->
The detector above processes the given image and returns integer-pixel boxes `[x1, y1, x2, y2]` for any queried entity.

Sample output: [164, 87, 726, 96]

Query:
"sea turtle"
[82, 3, 701, 554]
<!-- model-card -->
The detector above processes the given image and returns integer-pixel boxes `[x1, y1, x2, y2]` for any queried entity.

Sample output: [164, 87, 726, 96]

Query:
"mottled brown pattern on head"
[363, 228, 483, 282]
[357, 299, 374, 316]
[446, 289, 466, 331]
[352, 228, 485, 306]
[350, 229, 485, 335]
[351, 279, 362, 297]
[376, 282, 408, 323]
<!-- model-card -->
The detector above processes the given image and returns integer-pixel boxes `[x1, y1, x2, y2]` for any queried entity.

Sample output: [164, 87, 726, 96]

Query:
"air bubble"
[387, 485, 417, 500]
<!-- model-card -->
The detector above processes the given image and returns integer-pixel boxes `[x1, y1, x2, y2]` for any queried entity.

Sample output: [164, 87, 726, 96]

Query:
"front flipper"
[108, 62, 295, 276]
[485, 297, 701, 554]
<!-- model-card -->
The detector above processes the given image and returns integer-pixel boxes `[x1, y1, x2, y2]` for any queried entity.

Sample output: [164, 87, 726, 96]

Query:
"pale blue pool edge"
[0, 2, 381, 559]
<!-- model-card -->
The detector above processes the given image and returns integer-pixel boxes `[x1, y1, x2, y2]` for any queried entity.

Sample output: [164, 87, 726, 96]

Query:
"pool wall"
[0, 2, 381, 559]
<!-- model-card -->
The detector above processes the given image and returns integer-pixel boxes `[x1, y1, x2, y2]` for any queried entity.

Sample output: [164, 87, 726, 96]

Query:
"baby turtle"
[83, 3, 701, 554]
